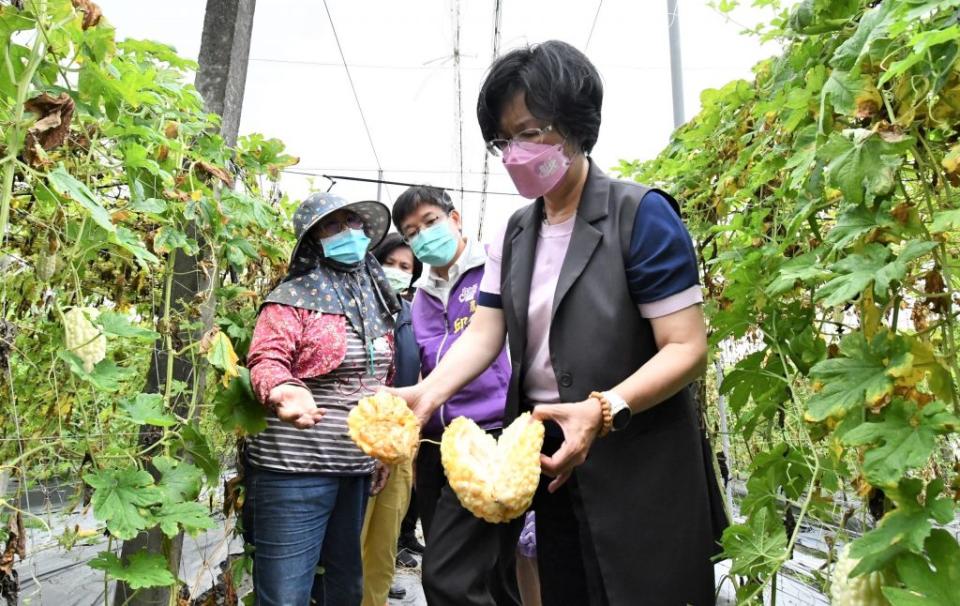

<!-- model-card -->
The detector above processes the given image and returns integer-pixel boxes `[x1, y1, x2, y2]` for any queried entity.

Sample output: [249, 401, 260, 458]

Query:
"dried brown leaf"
[194, 161, 234, 188]
[0, 512, 25, 576]
[70, 0, 102, 29]
[23, 92, 75, 167]
[198, 326, 220, 355]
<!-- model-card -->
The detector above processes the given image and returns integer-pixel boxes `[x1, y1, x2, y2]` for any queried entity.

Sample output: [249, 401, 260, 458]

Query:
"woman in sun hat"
[242, 192, 399, 606]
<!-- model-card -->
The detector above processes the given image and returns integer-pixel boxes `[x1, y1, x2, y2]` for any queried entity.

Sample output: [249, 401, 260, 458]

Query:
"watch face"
[612, 407, 631, 430]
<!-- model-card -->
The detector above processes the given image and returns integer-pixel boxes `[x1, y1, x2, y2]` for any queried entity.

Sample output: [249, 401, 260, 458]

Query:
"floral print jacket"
[247, 303, 396, 406]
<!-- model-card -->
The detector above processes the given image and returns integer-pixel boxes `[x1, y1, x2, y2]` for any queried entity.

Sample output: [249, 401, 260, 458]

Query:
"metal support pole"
[715, 360, 735, 512]
[666, 0, 685, 128]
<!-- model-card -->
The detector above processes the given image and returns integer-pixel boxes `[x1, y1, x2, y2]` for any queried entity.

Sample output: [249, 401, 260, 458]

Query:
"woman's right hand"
[387, 384, 443, 428]
[268, 383, 326, 429]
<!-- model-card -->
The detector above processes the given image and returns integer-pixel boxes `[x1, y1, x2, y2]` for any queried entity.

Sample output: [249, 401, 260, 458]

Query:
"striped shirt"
[246, 330, 392, 475]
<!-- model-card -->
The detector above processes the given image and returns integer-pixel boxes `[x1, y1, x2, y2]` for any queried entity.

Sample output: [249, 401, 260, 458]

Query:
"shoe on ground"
[395, 548, 418, 569]
[388, 583, 406, 600]
[398, 534, 425, 555]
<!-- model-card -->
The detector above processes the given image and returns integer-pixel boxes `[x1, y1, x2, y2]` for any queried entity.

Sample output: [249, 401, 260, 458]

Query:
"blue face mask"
[411, 221, 459, 267]
[320, 228, 370, 265]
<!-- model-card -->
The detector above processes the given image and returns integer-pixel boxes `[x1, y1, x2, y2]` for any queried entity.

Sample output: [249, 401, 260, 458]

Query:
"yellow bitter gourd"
[347, 391, 420, 465]
[441, 412, 544, 523]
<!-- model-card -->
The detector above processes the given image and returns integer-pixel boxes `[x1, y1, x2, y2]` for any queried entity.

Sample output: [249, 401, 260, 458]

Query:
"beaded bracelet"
[590, 391, 614, 438]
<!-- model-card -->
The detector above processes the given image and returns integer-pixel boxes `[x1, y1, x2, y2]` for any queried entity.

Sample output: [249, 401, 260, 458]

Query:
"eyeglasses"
[316, 212, 364, 239]
[485, 125, 556, 157]
[401, 212, 446, 242]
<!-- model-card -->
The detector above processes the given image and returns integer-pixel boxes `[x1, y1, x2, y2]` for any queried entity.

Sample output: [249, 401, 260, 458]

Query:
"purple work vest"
[411, 265, 510, 438]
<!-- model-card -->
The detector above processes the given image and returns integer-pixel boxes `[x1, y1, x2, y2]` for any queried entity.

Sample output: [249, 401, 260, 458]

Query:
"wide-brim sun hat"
[290, 192, 391, 262]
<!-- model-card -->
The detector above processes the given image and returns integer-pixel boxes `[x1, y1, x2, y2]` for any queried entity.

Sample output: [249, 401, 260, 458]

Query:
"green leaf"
[930, 208, 960, 233]
[817, 129, 909, 205]
[214, 367, 267, 435]
[721, 507, 788, 578]
[719, 350, 788, 439]
[154, 501, 216, 538]
[119, 393, 176, 427]
[827, 205, 884, 249]
[831, 2, 895, 71]
[843, 400, 959, 487]
[110, 226, 159, 265]
[766, 252, 830, 295]
[817, 241, 936, 306]
[129, 197, 168, 214]
[821, 70, 874, 116]
[97, 312, 159, 341]
[225, 238, 260, 269]
[59, 351, 137, 392]
[84, 468, 162, 540]
[849, 479, 955, 575]
[122, 143, 165, 180]
[806, 332, 913, 421]
[816, 244, 889, 306]
[119, 39, 197, 70]
[89, 550, 176, 589]
[46, 167, 116, 233]
[873, 240, 938, 294]
[879, 52, 926, 86]
[154, 456, 202, 503]
[154, 226, 198, 255]
[883, 530, 960, 605]
[181, 422, 220, 485]
[741, 443, 815, 516]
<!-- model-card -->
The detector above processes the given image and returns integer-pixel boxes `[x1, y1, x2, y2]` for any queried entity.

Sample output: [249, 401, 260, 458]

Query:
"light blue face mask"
[411, 221, 459, 267]
[320, 228, 370, 265]
[382, 266, 413, 294]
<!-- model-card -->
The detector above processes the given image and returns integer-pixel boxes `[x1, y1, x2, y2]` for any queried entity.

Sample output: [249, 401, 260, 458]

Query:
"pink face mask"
[502, 141, 571, 199]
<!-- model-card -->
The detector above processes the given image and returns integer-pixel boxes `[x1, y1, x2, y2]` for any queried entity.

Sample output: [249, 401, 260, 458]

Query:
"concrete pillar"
[195, 0, 257, 146]
[113, 3, 256, 604]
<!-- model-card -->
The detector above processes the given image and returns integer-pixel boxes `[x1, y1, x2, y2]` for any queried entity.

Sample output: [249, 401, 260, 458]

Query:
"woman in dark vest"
[393, 41, 727, 605]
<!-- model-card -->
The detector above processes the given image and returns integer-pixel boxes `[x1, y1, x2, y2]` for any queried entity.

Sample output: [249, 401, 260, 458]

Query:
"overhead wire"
[287, 166, 516, 175]
[321, 0, 391, 201]
[452, 0, 465, 215]
[477, 0, 503, 241]
[585, 0, 603, 51]
[308, 173, 520, 197]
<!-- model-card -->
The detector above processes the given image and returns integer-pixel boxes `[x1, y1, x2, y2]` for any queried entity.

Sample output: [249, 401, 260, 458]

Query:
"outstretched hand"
[385, 384, 444, 428]
[269, 384, 326, 429]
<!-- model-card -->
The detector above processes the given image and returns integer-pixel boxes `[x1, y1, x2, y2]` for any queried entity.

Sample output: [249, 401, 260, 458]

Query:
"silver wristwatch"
[603, 390, 632, 431]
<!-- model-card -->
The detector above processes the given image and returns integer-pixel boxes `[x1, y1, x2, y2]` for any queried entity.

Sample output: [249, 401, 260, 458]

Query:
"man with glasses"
[390, 186, 520, 606]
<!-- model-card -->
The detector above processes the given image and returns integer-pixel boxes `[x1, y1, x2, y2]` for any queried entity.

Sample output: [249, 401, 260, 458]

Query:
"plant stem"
[161, 249, 177, 456]
[0, 441, 56, 471]
[0, 0, 48, 247]
[104, 535, 112, 606]
[915, 141, 960, 412]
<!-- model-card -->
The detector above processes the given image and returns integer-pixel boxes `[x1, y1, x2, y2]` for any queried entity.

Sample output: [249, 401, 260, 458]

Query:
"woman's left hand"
[370, 461, 391, 496]
[532, 398, 603, 493]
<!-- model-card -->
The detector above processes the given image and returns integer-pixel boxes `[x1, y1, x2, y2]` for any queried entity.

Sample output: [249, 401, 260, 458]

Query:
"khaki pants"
[360, 459, 414, 606]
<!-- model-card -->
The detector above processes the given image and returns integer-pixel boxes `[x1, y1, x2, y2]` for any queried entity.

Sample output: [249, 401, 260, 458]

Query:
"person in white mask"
[356, 233, 422, 605]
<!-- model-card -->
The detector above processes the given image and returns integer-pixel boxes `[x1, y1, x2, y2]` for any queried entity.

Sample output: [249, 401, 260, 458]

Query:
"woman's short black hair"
[391, 185, 455, 231]
[477, 40, 603, 154]
[373, 232, 423, 284]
